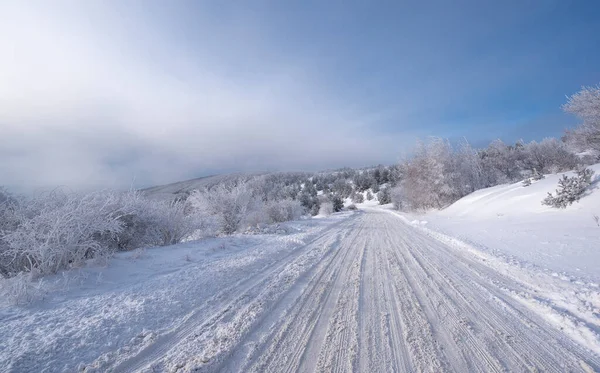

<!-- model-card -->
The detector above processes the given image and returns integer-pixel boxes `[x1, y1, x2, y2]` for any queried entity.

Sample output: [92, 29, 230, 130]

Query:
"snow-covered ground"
[0, 214, 351, 372]
[2, 205, 599, 372]
[399, 163, 600, 280]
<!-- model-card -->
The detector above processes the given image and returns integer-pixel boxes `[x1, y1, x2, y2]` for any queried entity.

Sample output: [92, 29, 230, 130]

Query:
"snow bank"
[385, 209, 600, 357]
[409, 163, 600, 279]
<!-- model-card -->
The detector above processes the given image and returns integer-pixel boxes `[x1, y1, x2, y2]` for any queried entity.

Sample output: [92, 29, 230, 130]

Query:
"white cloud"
[0, 1, 410, 191]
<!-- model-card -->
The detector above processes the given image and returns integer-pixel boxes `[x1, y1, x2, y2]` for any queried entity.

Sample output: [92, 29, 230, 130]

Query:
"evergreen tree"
[332, 195, 344, 212]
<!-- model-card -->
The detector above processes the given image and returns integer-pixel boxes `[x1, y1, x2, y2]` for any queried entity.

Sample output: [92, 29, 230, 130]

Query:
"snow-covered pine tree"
[332, 195, 344, 212]
[532, 168, 545, 181]
[542, 167, 595, 208]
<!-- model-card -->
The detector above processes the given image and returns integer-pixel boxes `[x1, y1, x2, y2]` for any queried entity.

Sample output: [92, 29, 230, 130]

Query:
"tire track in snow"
[105, 209, 599, 372]
[383, 210, 600, 372]
[312, 229, 365, 373]
[106, 215, 356, 373]
[227, 215, 367, 373]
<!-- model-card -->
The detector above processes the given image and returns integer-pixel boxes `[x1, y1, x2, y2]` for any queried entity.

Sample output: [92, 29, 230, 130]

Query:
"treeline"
[0, 168, 396, 280]
[392, 84, 600, 211]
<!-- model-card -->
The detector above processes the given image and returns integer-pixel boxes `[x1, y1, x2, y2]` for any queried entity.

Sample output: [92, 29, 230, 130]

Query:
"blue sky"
[1, 1, 599, 190]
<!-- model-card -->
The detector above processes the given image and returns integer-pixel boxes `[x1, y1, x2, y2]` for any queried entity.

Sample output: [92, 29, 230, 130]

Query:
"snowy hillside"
[142, 173, 266, 201]
[408, 164, 600, 279]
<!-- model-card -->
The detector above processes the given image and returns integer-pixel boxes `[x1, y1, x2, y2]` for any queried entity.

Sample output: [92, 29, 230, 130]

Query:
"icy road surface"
[2, 209, 599, 372]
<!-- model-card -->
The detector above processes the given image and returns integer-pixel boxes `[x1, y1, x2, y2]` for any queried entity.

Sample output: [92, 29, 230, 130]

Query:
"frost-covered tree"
[523, 138, 578, 174]
[562, 84, 600, 158]
[455, 139, 484, 194]
[479, 140, 524, 186]
[331, 178, 353, 198]
[398, 138, 458, 210]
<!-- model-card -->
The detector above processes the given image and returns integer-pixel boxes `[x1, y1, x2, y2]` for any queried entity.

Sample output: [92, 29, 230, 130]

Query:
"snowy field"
[401, 163, 600, 280]
[2, 205, 599, 372]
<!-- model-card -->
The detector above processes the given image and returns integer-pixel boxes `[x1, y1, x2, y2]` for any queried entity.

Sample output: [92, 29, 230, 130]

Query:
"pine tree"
[542, 167, 595, 208]
[532, 168, 545, 181]
[332, 195, 344, 212]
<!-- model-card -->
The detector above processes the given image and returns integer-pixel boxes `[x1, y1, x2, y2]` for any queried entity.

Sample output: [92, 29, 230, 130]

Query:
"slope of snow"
[407, 163, 600, 280]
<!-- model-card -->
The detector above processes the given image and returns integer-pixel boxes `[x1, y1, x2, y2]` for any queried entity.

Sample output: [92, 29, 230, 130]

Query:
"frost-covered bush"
[189, 182, 255, 234]
[0, 189, 18, 278]
[0, 272, 45, 305]
[319, 201, 334, 216]
[190, 178, 309, 233]
[263, 199, 304, 224]
[0, 188, 212, 278]
[346, 204, 357, 210]
[137, 199, 213, 246]
[93, 191, 212, 250]
[351, 192, 364, 204]
[366, 190, 374, 201]
[542, 167, 595, 208]
[522, 178, 532, 187]
[377, 188, 392, 205]
[0, 189, 133, 276]
[390, 186, 405, 210]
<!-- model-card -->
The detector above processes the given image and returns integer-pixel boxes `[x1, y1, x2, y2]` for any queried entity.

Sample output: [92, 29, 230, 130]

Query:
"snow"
[0, 214, 352, 372]
[2, 171, 600, 372]
[403, 164, 600, 280]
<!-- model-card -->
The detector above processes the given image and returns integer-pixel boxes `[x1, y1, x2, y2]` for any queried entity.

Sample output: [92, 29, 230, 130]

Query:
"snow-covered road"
[3, 209, 599, 372]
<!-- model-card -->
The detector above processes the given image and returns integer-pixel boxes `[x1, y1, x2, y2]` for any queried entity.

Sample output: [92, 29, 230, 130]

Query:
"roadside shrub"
[319, 201, 334, 216]
[0, 189, 133, 276]
[190, 183, 254, 234]
[0, 272, 45, 305]
[264, 199, 304, 223]
[332, 195, 344, 212]
[351, 192, 364, 204]
[542, 167, 595, 208]
[377, 188, 392, 205]
[346, 204, 357, 211]
[390, 187, 405, 210]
